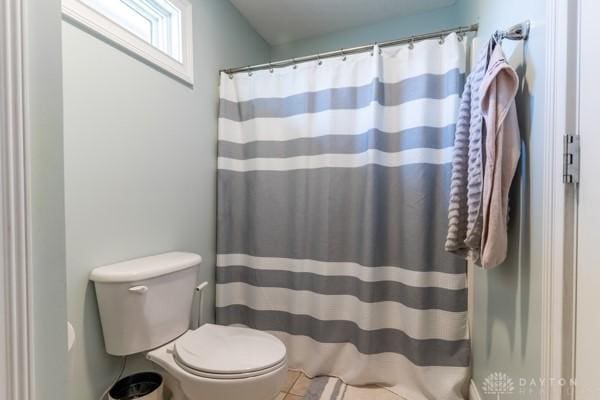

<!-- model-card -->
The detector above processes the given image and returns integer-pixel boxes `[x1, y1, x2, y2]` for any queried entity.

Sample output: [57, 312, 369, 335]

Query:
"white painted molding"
[469, 379, 482, 400]
[62, 0, 194, 84]
[540, 0, 573, 399]
[0, 1, 33, 400]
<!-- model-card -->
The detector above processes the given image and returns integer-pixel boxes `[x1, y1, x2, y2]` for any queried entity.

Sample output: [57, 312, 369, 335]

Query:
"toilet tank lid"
[89, 252, 202, 283]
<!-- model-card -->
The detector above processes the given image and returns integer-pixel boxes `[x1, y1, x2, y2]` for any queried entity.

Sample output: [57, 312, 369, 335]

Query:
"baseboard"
[469, 379, 482, 400]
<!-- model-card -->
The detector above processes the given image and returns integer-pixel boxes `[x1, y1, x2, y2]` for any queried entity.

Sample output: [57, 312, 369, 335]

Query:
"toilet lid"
[173, 324, 287, 375]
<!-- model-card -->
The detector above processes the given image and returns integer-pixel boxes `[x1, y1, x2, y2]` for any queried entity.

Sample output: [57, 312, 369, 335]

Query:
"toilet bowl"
[89, 252, 288, 400]
[147, 324, 288, 400]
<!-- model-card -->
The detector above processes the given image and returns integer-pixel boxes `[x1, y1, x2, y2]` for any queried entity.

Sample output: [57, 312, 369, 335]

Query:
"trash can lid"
[109, 372, 162, 400]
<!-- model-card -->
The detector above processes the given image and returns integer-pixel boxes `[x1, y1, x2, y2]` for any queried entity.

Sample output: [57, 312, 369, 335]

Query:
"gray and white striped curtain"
[216, 33, 469, 400]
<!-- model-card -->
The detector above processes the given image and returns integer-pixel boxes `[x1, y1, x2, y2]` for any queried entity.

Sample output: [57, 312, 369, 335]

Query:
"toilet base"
[147, 342, 288, 400]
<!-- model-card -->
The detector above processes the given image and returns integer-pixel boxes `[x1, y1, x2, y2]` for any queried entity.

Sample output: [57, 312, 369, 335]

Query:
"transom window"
[63, 0, 194, 84]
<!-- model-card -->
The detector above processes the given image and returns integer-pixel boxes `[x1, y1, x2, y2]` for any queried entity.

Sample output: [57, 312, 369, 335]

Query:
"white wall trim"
[469, 379, 482, 400]
[0, 1, 33, 400]
[540, 0, 573, 398]
[62, 0, 194, 84]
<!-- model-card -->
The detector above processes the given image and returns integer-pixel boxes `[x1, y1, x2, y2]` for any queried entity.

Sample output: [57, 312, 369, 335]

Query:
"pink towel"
[479, 45, 521, 269]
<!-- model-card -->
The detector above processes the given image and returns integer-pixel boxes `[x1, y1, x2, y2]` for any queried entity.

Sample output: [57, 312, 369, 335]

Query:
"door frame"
[0, 1, 34, 399]
[540, 0, 578, 399]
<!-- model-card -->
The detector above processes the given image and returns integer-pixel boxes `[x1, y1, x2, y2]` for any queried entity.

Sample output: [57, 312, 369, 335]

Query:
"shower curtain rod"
[222, 20, 530, 76]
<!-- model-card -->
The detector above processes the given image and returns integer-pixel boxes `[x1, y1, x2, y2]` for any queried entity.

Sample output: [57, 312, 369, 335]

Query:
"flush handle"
[128, 285, 149, 294]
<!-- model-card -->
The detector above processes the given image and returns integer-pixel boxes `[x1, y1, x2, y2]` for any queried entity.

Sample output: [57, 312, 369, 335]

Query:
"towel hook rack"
[498, 20, 531, 41]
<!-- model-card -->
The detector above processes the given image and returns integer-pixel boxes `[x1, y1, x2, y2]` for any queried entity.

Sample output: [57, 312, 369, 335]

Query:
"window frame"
[62, 0, 194, 84]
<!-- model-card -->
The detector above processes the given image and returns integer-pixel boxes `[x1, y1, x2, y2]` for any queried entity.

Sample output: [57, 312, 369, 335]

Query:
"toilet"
[90, 252, 288, 400]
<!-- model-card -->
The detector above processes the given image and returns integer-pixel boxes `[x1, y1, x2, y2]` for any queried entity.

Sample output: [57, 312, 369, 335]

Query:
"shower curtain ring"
[341, 48, 347, 61]
[438, 35, 445, 45]
[317, 54, 322, 66]
[408, 37, 415, 49]
[457, 32, 465, 42]
[247, 66, 253, 76]
[292, 58, 298, 69]
[371, 43, 377, 56]
[269, 62, 274, 73]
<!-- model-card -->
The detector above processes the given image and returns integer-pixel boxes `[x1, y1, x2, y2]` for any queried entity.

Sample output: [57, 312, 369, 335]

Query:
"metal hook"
[317, 54, 322, 66]
[492, 30, 503, 45]
[408, 37, 415, 49]
[269, 62, 274, 73]
[370, 43, 377, 56]
[457, 32, 465, 42]
[292, 58, 298, 69]
[340, 48, 347, 61]
[228, 73, 233, 79]
[438, 35, 445, 45]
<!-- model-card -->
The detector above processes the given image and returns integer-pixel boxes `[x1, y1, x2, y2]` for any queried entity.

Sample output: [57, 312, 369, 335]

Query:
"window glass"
[82, 0, 153, 43]
[63, 0, 193, 83]
[80, 0, 183, 61]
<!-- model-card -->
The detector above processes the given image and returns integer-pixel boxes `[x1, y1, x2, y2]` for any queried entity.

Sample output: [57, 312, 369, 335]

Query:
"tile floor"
[276, 370, 404, 400]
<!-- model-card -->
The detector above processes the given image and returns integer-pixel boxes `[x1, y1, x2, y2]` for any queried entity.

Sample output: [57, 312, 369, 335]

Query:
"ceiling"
[229, 0, 457, 45]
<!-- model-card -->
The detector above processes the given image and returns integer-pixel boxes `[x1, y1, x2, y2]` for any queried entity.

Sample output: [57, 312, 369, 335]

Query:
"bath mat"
[303, 376, 347, 400]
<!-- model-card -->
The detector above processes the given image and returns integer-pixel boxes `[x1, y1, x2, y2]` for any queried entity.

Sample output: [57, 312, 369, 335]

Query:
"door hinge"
[563, 134, 580, 184]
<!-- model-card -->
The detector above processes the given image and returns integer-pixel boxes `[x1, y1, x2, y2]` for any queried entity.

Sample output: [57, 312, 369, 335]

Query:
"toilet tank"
[90, 252, 202, 356]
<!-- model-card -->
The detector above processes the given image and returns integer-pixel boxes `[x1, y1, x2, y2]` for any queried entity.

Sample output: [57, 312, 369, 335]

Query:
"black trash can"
[108, 372, 164, 400]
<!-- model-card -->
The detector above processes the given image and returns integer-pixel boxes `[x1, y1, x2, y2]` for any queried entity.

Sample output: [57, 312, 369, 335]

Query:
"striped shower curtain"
[216, 33, 470, 400]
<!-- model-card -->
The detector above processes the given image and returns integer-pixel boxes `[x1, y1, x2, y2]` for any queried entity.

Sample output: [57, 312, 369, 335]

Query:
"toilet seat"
[175, 356, 288, 380]
[172, 324, 287, 380]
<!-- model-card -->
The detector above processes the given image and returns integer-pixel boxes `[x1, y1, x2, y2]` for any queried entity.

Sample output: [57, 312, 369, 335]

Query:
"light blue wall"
[25, 0, 68, 398]
[270, 3, 465, 60]
[62, 1, 270, 399]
